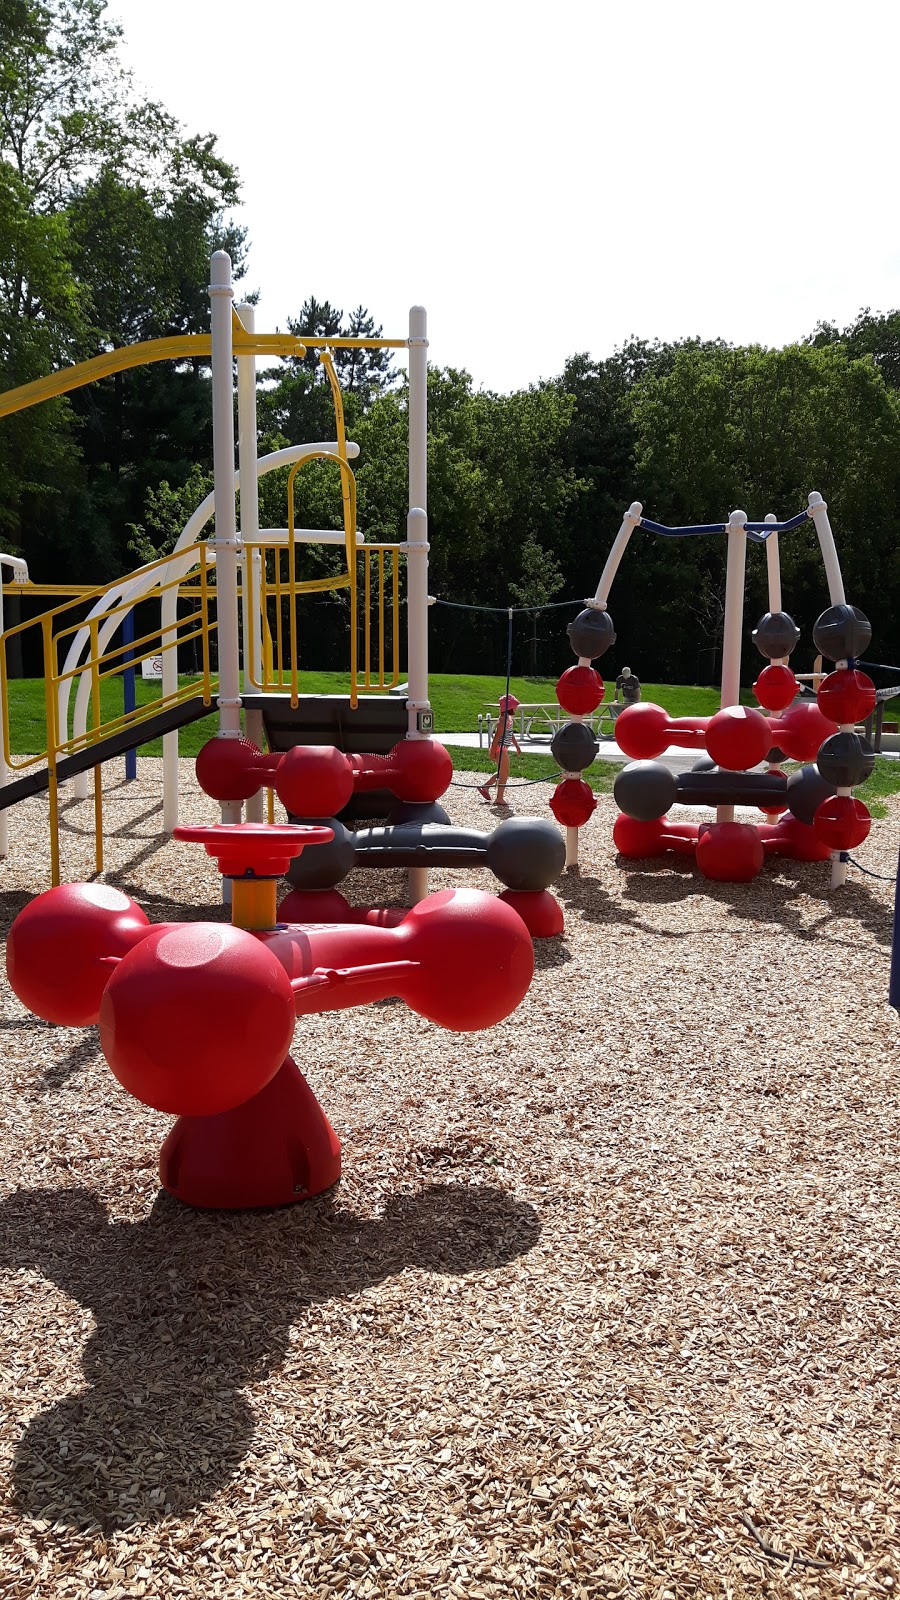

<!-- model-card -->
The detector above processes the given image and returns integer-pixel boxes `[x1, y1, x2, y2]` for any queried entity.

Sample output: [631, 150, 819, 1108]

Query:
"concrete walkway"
[438, 730, 712, 773]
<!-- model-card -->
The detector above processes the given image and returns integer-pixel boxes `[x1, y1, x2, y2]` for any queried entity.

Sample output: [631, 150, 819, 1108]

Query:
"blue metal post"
[123, 608, 137, 782]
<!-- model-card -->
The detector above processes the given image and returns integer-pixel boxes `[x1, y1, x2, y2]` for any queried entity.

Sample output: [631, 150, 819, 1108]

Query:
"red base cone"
[159, 1055, 341, 1209]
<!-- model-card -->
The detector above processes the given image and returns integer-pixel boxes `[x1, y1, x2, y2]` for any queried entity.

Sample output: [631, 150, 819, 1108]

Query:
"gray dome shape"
[785, 764, 836, 826]
[751, 610, 801, 660]
[816, 731, 875, 790]
[485, 817, 566, 891]
[567, 607, 616, 661]
[285, 816, 356, 889]
[613, 760, 677, 821]
[812, 603, 872, 662]
[387, 799, 452, 826]
[550, 721, 599, 773]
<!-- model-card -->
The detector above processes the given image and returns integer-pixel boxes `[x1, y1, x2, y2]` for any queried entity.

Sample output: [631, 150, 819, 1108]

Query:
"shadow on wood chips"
[0, 1181, 540, 1532]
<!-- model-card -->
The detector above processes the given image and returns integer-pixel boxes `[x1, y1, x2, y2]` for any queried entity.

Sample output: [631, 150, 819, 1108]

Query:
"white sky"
[110, 0, 900, 393]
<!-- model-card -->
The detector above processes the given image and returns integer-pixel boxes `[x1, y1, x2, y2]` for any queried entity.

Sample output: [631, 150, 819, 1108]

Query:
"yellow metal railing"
[0, 549, 218, 883]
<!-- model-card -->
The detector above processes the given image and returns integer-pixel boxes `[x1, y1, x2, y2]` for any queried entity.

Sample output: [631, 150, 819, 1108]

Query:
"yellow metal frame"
[0, 550, 217, 884]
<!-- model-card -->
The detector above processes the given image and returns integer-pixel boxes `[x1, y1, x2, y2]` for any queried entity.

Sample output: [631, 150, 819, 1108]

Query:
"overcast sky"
[111, 0, 899, 393]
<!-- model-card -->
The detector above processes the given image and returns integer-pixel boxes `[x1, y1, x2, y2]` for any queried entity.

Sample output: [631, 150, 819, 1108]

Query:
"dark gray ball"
[387, 799, 452, 826]
[812, 603, 872, 662]
[816, 731, 875, 790]
[691, 756, 719, 773]
[550, 721, 599, 773]
[613, 760, 677, 821]
[285, 816, 357, 889]
[766, 746, 787, 765]
[786, 765, 836, 826]
[752, 610, 801, 660]
[567, 607, 616, 661]
[485, 817, 566, 891]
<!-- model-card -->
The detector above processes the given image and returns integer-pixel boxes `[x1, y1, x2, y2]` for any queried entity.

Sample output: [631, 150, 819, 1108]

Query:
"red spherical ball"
[555, 665, 604, 717]
[195, 736, 266, 802]
[816, 668, 877, 726]
[549, 778, 596, 827]
[811, 795, 872, 851]
[389, 738, 453, 803]
[99, 923, 296, 1115]
[274, 745, 354, 818]
[395, 888, 533, 1030]
[753, 663, 798, 713]
[696, 821, 764, 882]
[772, 700, 839, 762]
[612, 813, 666, 858]
[705, 706, 771, 771]
[6, 883, 151, 1026]
[614, 702, 669, 760]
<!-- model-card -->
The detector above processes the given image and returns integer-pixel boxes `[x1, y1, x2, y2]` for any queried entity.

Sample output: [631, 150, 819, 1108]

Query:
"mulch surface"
[0, 761, 898, 1598]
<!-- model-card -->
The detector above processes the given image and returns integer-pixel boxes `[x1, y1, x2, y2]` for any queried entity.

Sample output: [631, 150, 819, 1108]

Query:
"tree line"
[3, 0, 900, 687]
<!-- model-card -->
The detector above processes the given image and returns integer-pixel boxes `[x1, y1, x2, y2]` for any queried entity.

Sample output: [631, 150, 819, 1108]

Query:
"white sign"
[141, 656, 163, 680]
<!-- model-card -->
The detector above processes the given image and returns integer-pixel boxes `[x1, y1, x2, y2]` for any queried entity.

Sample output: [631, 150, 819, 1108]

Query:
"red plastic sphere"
[772, 700, 839, 762]
[612, 814, 666, 857]
[614, 702, 670, 760]
[395, 889, 533, 1030]
[811, 795, 872, 851]
[759, 767, 789, 817]
[389, 738, 454, 803]
[196, 736, 268, 802]
[6, 883, 151, 1026]
[274, 745, 354, 818]
[497, 889, 564, 938]
[555, 666, 604, 717]
[705, 706, 771, 771]
[549, 778, 596, 827]
[816, 668, 877, 726]
[753, 663, 798, 713]
[695, 821, 764, 882]
[99, 923, 296, 1115]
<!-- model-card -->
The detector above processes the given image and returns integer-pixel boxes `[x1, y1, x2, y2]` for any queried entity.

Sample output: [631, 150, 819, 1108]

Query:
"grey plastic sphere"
[550, 721, 599, 773]
[567, 607, 616, 661]
[613, 760, 678, 821]
[785, 765, 836, 826]
[812, 603, 872, 662]
[752, 610, 801, 660]
[816, 731, 875, 790]
[485, 817, 566, 891]
[285, 816, 356, 889]
[387, 799, 452, 826]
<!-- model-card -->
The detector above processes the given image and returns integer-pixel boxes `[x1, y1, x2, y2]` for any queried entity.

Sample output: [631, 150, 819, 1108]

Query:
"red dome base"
[159, 1054, 341, 1209]
[498, 888, 564, 938]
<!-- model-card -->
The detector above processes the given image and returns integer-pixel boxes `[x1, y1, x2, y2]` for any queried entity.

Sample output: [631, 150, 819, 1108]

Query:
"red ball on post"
[811, 795, 872, 851]
[549, 778, 596, 827]
[99, 923, 297, 1116]
[705, 706, 771, 771]
[273, 745, 355, 818]
[816, 669, 877, 726]
[196, 736, 273, 802]
[695, 821, 765, 882]
[753, 663, 798, 713]
[555, 666, 604, 717]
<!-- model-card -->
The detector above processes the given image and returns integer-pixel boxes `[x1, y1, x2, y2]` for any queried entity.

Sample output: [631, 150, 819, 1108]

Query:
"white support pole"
[591, 502, 643, 610]
[236, 300, 264, 824]
[407, 306, 429, 907]
[717, 509, 749, 823]
[763, 513, 782, 615]
[209, 250, 242, 828]
[565, 826, 579, 869]
[807, 491, 846, 607]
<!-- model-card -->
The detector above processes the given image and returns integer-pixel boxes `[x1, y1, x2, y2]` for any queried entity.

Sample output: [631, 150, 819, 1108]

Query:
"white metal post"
[209, 251, 242, 828]
[716, 509, 749, 822]
[763, 513, 782, 616]
[407, 306, 430, 905]
[236, 300, 264, 824]
[591, 502, 643, 610]
[807, 491, 846, 607]
[0, 555, 29, 853]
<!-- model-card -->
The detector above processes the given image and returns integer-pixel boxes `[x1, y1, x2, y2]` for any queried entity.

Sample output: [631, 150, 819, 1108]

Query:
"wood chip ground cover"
[0, 760, 897, 1598]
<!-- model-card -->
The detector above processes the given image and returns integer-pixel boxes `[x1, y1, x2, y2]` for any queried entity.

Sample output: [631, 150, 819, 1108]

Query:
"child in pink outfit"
[479, 694, 522, 806]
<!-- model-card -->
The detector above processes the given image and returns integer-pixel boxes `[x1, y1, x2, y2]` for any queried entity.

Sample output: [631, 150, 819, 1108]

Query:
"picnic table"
[479, 700, 619, 746]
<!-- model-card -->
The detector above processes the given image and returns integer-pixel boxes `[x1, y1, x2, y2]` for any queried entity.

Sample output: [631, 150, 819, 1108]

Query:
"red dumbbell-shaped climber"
[6, 824, 533, 1209]
[196, 734, 454, 816]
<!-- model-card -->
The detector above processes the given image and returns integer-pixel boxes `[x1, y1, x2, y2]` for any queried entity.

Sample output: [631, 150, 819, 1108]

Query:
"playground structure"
[6, 824, 534, 1207]
[547, 496, 877, 885]
[0, 250, 563, 920]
